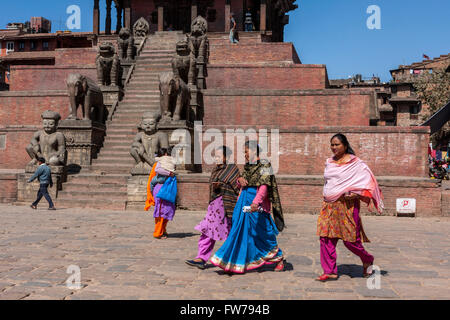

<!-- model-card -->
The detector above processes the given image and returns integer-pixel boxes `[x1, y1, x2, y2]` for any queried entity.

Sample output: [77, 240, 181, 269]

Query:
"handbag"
[156, 176, 177, 204]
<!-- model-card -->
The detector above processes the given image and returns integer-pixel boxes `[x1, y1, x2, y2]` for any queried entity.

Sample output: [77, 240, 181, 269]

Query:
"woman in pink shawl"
[316, 133, 384, 282]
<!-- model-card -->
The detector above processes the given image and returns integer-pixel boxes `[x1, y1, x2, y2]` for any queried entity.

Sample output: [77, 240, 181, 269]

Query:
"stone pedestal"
[158, 120, 198, 173]
[126, 174, 148, 210]
[17, 166, 66, 204]
[58, 119, 106, 171]
[101, 85, 124, 116]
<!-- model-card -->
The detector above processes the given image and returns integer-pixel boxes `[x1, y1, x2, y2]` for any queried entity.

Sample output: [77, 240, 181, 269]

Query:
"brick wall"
[209, 43, 300, 64]
[9, 48, 97, 91]
[0, 91, 69, 126]
[0, 172, 19, 203]
[207, 64, 327, 90]
[203, 89, 372, 127]
[0, 126, 38, 169]
[54, 48, 97, 66]
[9, 66, 96, 91]
[197, 126, 430, 177]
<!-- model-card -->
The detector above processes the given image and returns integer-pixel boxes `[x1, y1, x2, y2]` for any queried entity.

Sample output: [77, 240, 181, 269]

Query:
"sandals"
[274, 261, 285, 272]
[315, 274, 338, 282]
[185, 259, 206, 270]
[363, 262, 374, 278]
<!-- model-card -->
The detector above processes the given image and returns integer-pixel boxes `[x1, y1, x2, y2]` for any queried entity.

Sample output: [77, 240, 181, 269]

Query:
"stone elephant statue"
[66, 73, 105, 123]
[159, 71, 190, 122]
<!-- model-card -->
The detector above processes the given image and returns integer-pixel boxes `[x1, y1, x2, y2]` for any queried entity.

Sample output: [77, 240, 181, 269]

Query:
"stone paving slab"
[0, 204, 449, 300]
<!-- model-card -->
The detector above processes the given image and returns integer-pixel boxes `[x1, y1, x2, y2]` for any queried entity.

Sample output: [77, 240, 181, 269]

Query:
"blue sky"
[1, 0, 449, 81]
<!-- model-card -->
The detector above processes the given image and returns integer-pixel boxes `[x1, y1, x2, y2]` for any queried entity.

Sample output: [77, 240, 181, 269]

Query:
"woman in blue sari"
[210, 141, 285, 273]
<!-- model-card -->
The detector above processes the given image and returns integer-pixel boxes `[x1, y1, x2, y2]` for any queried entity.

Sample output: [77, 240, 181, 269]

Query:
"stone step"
[106, 121, 140, 127]
[114, 108, 159, 114]
[118, 102, 159, 106]
[123, 89, 159, 94]
[122, 92, 159, 97]
[132, 70, 170, 75]
[96, 152, 133, 159]
[94, 159, 135, 166]
[112, 110, 151, 116]
[90, 164, 133, 174]
[137, 57, 173, 62]
[113, 108, 156, 114]
[67, 174, 129, 184]
[55, 198, 127, 210]
[103, 140, 133, 147]
[111, 115, 146, 122]
[126, 83, 160, 88]
[140, 49, 174, 54]
[106, 129, 138, 135]
[126, 80, 159, 85]
[104, 134, 136, 140]
[63, 183, 128, 193]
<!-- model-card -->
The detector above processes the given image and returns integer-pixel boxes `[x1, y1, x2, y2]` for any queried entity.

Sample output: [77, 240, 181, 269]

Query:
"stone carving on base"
[96, 42, 120, 87]
[188, 15, 209, 90]
[130, 112, 169, 174]
[118, 27, 135, 61]
[159, 71, 190, 123]
[66, 73, 105, 123]
[133, 17, 150, 46]
[25, 110, 66, 172]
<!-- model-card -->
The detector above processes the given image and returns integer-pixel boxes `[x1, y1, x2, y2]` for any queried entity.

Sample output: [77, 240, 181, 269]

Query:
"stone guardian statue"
[25, 110, 66, 171]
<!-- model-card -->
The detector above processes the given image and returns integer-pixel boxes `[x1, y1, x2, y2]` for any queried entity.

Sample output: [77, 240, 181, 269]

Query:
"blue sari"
[210, 187, 283, 273]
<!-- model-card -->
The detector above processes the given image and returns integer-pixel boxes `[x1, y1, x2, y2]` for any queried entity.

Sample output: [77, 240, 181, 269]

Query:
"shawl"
[242, 160, 285, 232]
[210, 163, 241, 218]
[155, 156, 176, 173]
[323, 155, 384, 213]
[144, 162, 158, 211]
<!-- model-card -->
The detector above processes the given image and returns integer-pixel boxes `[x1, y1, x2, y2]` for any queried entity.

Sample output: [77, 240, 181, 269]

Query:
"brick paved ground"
[0, 203, 448, 300]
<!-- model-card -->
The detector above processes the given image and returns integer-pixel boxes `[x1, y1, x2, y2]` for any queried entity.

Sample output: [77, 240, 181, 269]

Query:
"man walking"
[28, 157, 56, 210]
[229, 12, 239, 43]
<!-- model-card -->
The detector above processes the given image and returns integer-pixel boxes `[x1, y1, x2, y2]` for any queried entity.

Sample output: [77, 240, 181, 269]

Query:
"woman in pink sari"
[316, 133, 384, 282]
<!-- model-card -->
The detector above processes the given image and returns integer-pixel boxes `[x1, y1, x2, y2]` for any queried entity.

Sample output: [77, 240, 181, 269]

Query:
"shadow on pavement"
[338, 263, 388, 278]
[167, 232, 197, 239]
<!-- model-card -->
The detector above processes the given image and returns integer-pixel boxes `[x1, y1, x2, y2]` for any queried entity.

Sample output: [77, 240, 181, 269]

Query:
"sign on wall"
[396, 198, 416, 215]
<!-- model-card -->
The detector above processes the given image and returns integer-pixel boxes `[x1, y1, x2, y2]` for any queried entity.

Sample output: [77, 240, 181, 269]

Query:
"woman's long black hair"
[331, 133, 356, 155]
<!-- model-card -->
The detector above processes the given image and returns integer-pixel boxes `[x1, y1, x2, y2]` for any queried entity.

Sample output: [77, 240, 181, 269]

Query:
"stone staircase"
[56, 32, 185, 210]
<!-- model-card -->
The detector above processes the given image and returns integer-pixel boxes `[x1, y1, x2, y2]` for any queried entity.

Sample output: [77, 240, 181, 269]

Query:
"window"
[30, 41, 37, 50]
[18, 41, 25, 51]
[43, 41, 49, 50]
[6, 41, 14, 54]
[0, 135, 5, 150]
